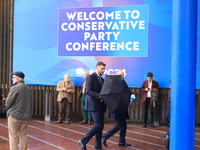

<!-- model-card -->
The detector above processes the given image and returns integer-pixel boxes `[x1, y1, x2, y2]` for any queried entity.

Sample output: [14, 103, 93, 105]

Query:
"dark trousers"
[81, 111, 104, 149]
[143, 98, 154, 124]
[58, 98, 71, 121]
[103, 119, 127, 143]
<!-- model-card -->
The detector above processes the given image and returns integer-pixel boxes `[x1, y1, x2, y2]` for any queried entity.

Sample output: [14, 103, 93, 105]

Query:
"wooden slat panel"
[72, 87, 75, 116]
[0, 0, 3, 84]
[53, 86, 57, 116]
[50, 86, 53, 116]
[46, 86, 50, 115]
[76, 87, 80, 116]
[31, 85, 34, 114]
[6, 0, 10, 84]
[2, 0, 7, 84]
[38, 86, 42, 115]
[196, 91, 200, 125]
[35, 85, 38, 115]
[9, 0, 14, 85]
[42, 86, 46, 115]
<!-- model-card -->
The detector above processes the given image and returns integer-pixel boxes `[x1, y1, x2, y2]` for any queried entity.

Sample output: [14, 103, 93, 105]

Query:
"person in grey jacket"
[3, 71, 32, 150]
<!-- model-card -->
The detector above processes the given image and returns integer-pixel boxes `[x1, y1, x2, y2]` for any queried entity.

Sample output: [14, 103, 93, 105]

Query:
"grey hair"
[83, 72, 89, 76]
[116, 70, 124, 75]
[64, 74, 70, 78]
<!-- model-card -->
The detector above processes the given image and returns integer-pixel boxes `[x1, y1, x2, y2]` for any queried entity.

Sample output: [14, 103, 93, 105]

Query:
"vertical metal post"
[45, 88, 52, 121]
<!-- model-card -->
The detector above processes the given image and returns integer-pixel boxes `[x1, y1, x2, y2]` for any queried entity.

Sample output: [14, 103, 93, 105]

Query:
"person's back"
[4, 71, 32, 150]
[6, 80, 32, 120]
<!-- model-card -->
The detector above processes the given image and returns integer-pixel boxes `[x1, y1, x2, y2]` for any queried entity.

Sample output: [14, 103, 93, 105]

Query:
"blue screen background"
[13, 0, 200, 88]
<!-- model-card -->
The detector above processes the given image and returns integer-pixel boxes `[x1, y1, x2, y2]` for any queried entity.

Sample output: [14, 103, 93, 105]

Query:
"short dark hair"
[147, 72, 153, 77]
[96, 62, 106, 67]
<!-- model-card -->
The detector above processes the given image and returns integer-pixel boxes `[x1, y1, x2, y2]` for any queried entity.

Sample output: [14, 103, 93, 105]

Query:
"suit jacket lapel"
[145, 80, 148, 88]
[94, 72, 102, 86]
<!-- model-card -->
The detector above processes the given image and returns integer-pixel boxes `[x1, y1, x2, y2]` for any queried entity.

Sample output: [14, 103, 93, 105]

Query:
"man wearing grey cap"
[3, 71, 32, 150]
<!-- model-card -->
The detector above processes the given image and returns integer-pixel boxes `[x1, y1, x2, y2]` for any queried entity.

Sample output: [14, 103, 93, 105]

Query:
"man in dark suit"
[141, 72, 159, 127]
[78, 62, 107, 150]
[102, 70, 131, 147]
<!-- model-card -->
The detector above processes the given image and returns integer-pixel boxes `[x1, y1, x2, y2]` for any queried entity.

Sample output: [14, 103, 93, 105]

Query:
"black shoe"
[118, 142, 131, 146]
[151, 123, 155, 127]
[143, 123, 146, 127]
[56, 120, 63, 124]
[78, 140, 87, 150]
[94, 148, 104, 150]
[102, 137, 107, 147]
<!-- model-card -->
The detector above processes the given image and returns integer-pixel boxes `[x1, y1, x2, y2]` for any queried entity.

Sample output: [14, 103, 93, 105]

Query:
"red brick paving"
[0, 119, 199, 150]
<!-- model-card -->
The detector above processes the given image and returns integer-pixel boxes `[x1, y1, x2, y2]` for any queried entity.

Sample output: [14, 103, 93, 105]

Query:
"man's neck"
[95, 70, 101, 77]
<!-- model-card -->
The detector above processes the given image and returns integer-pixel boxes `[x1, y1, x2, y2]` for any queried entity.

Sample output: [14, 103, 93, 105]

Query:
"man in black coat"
[78, 62, 107, 150]
[165, 83, 171, 150]
[0, 92, 6, 105]
[102, 70, 131, 147]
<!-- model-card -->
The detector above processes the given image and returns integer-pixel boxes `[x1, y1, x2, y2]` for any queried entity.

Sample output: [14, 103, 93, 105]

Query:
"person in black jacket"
[0, 93, 6, 105]
[102, 70, 131, 147]
[165, 82, 171, 150]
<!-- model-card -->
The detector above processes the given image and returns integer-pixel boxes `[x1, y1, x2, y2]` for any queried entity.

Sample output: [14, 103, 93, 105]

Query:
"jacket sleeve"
[141, 81, 146, 93]
[156, 82, 159, 88]
[56, 81, 63, 92]
[86, 75, 100, 100]
[5, 86, 18, 110]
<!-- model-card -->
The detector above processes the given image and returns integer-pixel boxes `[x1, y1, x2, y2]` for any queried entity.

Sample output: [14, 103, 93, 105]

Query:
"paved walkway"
[0, 119, 199, 150]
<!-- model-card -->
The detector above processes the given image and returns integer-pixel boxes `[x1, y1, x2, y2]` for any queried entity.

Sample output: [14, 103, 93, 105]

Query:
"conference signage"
[58, 6, 148, 57]
[14, 1, 200, 88]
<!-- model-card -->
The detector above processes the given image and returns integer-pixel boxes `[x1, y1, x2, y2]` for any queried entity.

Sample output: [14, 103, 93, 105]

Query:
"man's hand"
[67, 89, 71, 93]
[62, 88, 67, 91]
[145, 88, 148, 91]
[100, 100, 103, 102]
[2, 95, 6, 100]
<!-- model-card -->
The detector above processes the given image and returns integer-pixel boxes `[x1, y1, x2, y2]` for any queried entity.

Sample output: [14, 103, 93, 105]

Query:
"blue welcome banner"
[58, 5, 148, 57]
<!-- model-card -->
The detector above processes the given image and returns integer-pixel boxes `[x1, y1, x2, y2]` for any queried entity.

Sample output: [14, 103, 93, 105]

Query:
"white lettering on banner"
[65, 42, 139, 51]
[84, 32, 120, 41]
[76, 68, 126, 76]
[59, 6, 148, 56]
[65, 10, 140, 21]
[61, 21, 145, 31]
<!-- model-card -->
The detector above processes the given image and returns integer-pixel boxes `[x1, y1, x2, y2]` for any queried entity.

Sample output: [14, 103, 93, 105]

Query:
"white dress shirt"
[82, 80, 86, 93]
[147, 80, 152, 98]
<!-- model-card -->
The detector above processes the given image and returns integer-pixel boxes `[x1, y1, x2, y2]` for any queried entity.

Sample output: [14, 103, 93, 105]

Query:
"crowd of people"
[0, 61, 172, 150]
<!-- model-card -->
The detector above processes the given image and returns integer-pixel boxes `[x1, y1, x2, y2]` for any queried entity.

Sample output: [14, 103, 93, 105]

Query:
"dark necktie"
[98, 76, 102, 86]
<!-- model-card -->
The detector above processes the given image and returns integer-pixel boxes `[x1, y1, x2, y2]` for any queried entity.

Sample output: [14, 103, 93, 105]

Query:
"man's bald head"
[83, 72, 89, 79]
[116, 70, 125, 78]
[64, 74, 70, 82]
